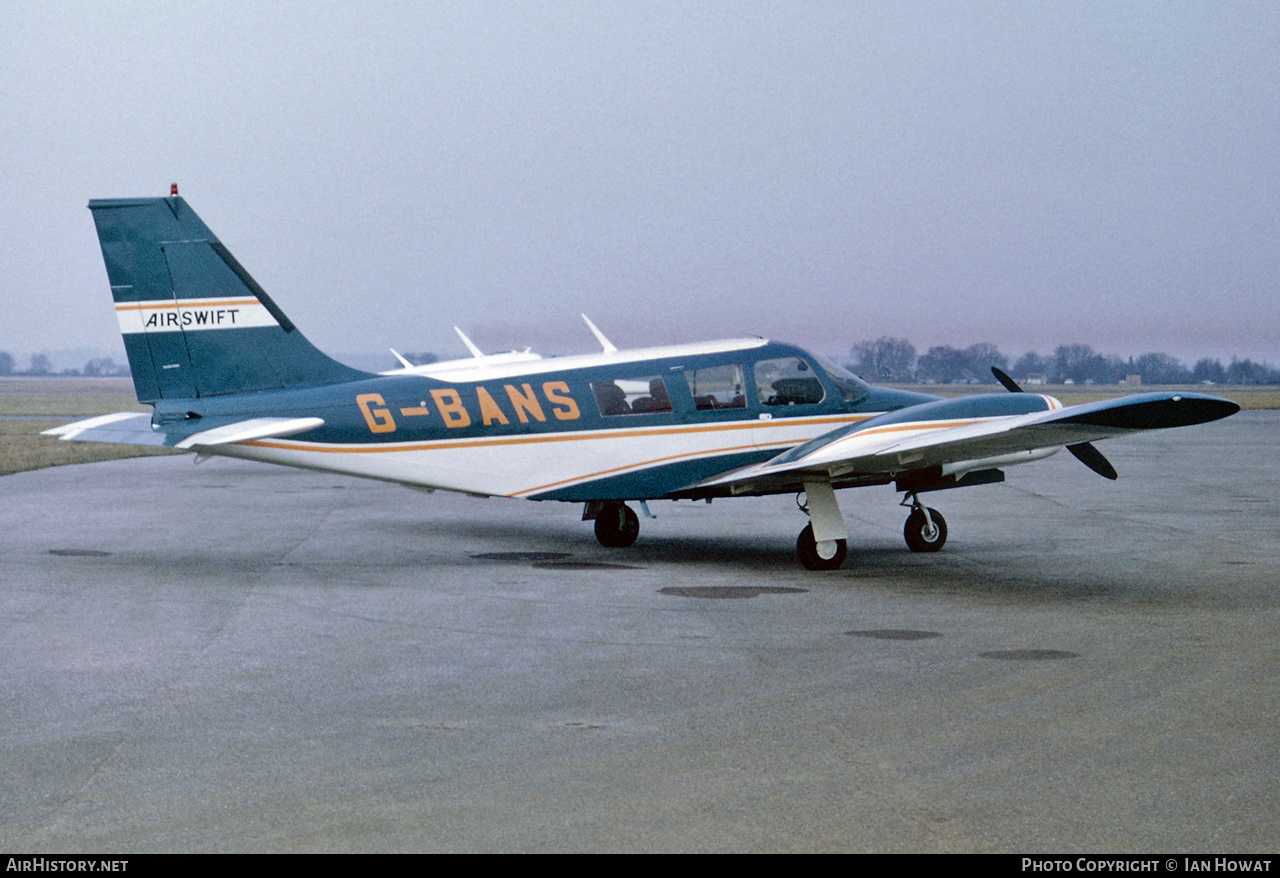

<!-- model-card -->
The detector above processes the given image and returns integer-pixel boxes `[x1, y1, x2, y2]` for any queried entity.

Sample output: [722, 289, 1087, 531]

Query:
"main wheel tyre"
[904, 507, 947, 552]
[796, 523, 848, 570]
[594, 503, 640, 548]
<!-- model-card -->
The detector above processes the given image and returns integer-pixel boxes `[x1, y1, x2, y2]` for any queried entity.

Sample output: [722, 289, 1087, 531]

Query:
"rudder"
[90, 196, 369, 402]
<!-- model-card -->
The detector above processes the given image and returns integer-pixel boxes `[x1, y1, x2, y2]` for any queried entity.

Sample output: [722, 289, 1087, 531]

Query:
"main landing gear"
[585, 492, 949, 569]
[792, 488, 950, 570]
[589, 501, 640, 548]
[901, 494, 947, 553]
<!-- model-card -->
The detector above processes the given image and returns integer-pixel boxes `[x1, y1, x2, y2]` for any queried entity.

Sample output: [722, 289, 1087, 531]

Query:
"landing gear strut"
[592, 502, 640, 548]
[795, 480, 849, 570]
[902, 494, 947, 552]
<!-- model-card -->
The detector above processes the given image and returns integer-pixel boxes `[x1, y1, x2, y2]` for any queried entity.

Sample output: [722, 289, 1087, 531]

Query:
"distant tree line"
[847, 338, 1280, 386]
[0, 351, 130, 378]
[2, 340, 1275, 386]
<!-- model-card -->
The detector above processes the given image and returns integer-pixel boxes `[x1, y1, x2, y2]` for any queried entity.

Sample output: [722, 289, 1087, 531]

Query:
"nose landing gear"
[796, 523, 848, 570]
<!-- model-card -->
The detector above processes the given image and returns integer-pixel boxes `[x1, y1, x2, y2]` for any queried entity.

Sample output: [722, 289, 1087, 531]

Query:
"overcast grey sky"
[2, 1, 1277, 368]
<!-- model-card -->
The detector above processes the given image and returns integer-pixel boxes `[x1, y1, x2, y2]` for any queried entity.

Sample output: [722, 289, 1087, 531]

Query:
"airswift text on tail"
[47, 194, 1240, 569]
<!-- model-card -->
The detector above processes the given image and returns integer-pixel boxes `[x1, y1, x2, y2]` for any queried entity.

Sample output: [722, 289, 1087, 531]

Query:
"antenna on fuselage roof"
[581, 313, 617, 353]
[454, 327, 487, 358]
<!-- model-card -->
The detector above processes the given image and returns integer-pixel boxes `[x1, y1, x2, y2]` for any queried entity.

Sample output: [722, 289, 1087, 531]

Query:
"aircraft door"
[751, 356, 828, 453]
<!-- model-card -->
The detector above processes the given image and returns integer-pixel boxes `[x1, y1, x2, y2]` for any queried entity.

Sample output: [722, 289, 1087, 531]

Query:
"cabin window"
[592, 377, 673, 416]
[754, 357, 826, 406]
[685, 364, 746, 410]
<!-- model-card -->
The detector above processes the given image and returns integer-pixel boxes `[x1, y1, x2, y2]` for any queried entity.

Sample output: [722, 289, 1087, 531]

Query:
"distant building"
[1119, 374, 1142, 386]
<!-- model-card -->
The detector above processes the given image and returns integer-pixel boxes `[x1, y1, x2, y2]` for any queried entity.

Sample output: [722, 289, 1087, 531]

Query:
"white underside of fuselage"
[202, 412, 875, 499]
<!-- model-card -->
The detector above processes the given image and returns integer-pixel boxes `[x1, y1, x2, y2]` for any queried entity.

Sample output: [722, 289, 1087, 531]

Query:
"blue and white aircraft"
[48, 195, 1240, 569]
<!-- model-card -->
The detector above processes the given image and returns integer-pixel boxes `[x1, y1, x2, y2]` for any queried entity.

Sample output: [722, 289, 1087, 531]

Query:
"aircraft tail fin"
[89, 196, 370, 403]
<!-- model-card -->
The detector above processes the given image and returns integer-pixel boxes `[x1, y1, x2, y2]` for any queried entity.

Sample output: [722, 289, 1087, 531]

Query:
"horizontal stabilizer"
[42, 412, 166, 446]
[173, 417, 325, 449]
[44, 413, 324, 449]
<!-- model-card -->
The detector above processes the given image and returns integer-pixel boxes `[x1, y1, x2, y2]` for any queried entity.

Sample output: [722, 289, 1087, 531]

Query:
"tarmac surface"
[2, 412, 1277, 852]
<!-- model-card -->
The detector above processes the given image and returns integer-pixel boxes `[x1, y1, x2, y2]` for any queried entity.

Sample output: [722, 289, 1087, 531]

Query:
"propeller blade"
[991, 366, 1115, 478]
[991, 366, 1023, 393]
[1067, 442, 1118, 480]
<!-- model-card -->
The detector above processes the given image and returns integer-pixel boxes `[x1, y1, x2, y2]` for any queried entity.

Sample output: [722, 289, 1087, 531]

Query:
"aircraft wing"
[693, 391, 1239, 495]
[43, 413, 324, 449]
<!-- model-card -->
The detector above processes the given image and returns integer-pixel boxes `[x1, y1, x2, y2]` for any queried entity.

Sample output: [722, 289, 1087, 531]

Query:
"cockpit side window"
[754, 358, 825, 406]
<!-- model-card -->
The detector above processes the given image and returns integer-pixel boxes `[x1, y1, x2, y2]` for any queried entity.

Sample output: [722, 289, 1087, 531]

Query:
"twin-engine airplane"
[48, 195, 1240, 569]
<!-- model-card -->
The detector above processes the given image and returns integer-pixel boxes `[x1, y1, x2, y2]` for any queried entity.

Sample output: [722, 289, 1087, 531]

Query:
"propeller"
[1064, 440, 1118, 480]
[990, 366, 1022, 394]
[991, 367, 1119, 480]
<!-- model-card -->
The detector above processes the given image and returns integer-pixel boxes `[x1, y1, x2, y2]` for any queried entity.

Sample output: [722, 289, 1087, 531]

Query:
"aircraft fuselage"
[160, 338, 942, 501]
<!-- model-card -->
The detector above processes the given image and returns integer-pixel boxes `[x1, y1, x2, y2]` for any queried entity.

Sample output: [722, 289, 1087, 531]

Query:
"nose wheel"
[902, 495, 947, 552]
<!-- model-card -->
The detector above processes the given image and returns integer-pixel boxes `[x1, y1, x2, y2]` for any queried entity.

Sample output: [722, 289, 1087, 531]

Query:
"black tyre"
[594, 503, 640, 548]
[904, 507, 947, 552]
[796, 523, 848, 570]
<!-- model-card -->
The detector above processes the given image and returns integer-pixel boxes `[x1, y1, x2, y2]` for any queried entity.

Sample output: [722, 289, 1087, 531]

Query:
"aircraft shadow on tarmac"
[370, 512, 1163, 605]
